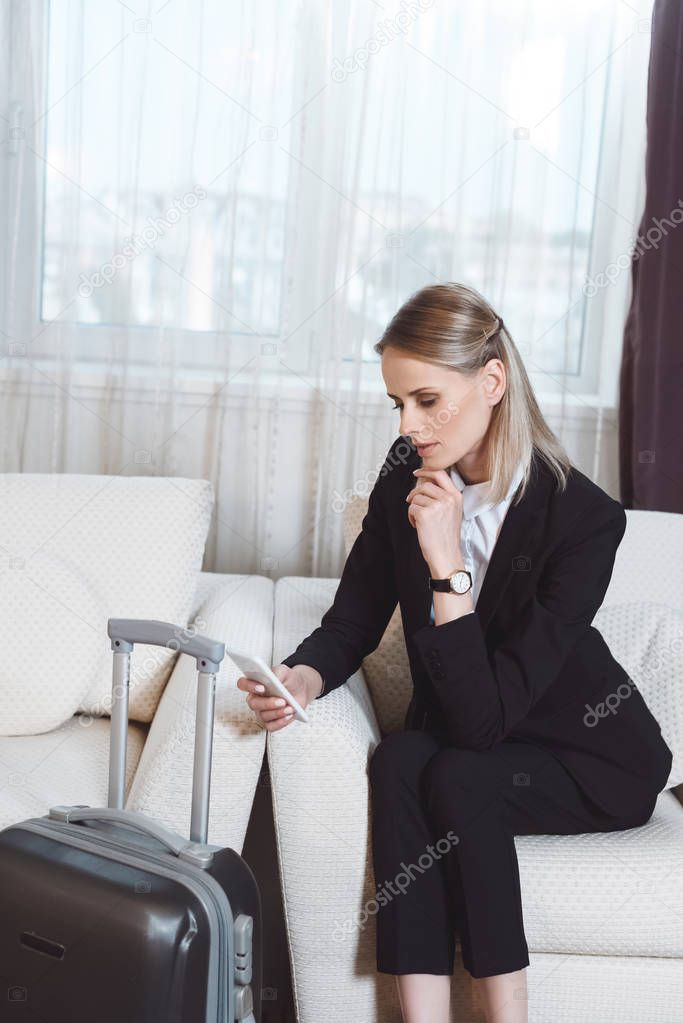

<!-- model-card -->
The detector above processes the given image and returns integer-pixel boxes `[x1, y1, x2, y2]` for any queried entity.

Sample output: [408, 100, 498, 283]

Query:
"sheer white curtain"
[1, 0, 654, 576]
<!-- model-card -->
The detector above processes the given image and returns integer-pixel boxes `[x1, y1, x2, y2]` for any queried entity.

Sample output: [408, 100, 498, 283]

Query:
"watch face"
[449, 571, 471, 594]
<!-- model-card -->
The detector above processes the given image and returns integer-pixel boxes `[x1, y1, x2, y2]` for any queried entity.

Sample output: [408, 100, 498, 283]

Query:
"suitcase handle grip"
[107, 618, 225, 673]
[48, 806, 214, 867]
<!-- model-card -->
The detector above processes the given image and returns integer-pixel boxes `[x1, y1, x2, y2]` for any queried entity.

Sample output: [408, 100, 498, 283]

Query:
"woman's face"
[382, 347, 506, 481]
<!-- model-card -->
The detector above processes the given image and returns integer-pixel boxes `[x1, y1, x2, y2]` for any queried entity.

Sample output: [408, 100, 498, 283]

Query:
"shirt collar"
[449, 459, 525, 521]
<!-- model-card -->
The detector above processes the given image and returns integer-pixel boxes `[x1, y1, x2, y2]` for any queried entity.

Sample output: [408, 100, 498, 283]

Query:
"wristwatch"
[429, 568, 473, 595]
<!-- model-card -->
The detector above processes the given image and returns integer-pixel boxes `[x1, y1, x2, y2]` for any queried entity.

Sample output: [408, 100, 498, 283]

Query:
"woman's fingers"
[236, 675, 266, 695]
[259, 704, 295, 731]
[266, 713, 294, 731]
[237, 675, 298, 730]
[262, 707, 295, 723]
[238, 678, 292, 712]
[406, 480, 443, 501]
[248, 693, 291, 712]
[255, 699, 294, 719]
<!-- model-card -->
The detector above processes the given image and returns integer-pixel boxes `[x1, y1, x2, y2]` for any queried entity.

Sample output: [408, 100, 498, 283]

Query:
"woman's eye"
[391, 399, 436, 410]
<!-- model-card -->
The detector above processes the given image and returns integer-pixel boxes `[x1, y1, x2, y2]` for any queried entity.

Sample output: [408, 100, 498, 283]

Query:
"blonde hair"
[373, 282, 572, 505]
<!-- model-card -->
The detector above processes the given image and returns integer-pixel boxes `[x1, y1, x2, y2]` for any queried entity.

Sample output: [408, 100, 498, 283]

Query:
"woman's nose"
[401, 414, 429, 441]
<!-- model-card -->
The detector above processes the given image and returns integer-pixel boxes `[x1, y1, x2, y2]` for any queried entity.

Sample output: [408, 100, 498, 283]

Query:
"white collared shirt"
[429, 460, 526, 624]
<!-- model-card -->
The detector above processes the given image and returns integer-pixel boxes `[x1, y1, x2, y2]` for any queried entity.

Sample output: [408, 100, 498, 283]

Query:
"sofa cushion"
[0, 551, 106, 735]
[593, 603, 683, 788]
[0, 715, 147, 831]
[0, 474, 213, 727]
[518, 788, 683, 958]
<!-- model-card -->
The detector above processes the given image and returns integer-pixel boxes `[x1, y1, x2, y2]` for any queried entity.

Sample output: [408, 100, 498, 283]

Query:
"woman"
[237, 282, 673, 1023]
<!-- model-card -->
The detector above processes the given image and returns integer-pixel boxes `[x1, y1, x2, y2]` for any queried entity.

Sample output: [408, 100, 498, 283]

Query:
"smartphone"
[226, 647, 309, 723]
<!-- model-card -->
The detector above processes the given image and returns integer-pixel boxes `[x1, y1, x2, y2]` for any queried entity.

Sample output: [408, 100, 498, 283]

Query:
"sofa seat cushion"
[0, 715, 147, 832]
[518, 788, 683, 958]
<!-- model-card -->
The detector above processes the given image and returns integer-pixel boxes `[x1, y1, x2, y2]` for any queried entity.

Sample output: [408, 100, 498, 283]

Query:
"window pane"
[333, 0, 626, 382]
[42, 0, 295, 334]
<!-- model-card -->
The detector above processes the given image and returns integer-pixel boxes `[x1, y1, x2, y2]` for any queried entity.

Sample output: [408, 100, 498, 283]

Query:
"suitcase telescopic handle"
[107, 618, 225, 673]
[105, 617, 226, 846]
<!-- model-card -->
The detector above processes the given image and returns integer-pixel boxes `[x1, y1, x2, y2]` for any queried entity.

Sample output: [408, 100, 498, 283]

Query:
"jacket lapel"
[402, 445, 550, 636]
[473, 453, 549, 631]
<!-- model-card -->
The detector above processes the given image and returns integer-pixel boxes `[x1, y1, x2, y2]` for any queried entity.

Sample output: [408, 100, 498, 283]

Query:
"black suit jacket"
[282, 437, 673, 817]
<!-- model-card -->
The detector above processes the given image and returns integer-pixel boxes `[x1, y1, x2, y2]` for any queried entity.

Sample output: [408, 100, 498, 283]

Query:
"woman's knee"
[368, 728, 442, 786]
[421, 746, 496, 815]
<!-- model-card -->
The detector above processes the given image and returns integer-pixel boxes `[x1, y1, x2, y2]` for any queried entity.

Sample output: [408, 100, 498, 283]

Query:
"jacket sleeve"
[410, 499, 627, 749]
[280, 469, 399, 699]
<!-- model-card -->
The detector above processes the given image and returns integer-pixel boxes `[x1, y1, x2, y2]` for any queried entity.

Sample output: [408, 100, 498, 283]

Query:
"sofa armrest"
[266, 668, 401, 1022]
[125, 574, 274, 851]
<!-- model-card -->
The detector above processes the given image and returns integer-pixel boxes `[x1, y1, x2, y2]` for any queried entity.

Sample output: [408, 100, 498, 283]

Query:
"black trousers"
[368, 729, 657, 980]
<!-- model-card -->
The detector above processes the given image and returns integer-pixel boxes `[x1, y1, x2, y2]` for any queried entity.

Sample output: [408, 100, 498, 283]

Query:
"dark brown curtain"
[619, 0, 683, 512]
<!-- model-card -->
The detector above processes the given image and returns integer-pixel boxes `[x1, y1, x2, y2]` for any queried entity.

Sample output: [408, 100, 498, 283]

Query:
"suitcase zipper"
[16, 819, 234, 1023]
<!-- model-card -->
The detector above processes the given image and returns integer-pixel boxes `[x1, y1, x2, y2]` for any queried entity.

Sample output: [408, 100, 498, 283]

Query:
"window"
[41, 0, 295, 337]
[8, 0, 652, 406]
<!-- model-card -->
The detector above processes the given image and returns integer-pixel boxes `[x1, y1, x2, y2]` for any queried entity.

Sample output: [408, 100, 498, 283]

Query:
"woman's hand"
[406, 467, 464, 576]
[237, 663, 322, 732]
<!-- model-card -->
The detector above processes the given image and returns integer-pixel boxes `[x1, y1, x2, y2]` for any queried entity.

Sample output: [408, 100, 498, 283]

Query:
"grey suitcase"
[0, 618, 262, 1022]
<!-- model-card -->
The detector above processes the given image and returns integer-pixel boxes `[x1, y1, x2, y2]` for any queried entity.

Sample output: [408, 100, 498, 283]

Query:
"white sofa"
[1, 475, 682, 1023]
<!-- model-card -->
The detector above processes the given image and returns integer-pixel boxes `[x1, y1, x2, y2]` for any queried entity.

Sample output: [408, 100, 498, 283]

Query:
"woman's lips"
[416, 442, 438, 454]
